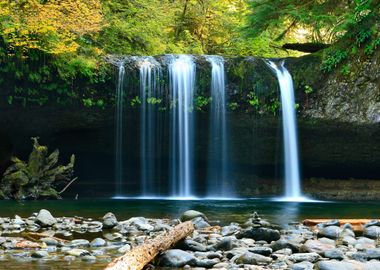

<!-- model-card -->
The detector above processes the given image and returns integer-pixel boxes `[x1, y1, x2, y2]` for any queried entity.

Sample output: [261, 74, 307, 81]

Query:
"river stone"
[31, 250, 49, 258]
[366, 248, 380, 259]
[248, 246, 273, 256]
[211, 237, 233, 251]
[289, 252, 320, 263]
[324, 248, 344, 260]
[82, 255, 96, 262]
[318, 226, 343, 239]
[40, 237, 59, 246]
[317, 220, 340, 228]
[221, 225, 240, 236]
[292, 261, 314, 270]
[35, 209, 56, 227]
[363, 226, 380, 239]
[68, 239, 90, 247]
[182, 239, 207, 252]
[235, 252, 273, 265]
[301, 239, 335, 254]
[181, 210, 208, 222]
[102, 212, 118, 229]
[237, 227, 281, 242]
[364, 261, 380, 270]
[158, 249, 196, 267]
[270, 238, 300, 252]
[194, 258, 220, 267]
[316, 260, 364, 270]
[364, 220, 380, 228]
[192, 217, 210, 229]
[90, 238, 106, 247]
[65, 249, 91, 257]
[117, 244, 131, 253]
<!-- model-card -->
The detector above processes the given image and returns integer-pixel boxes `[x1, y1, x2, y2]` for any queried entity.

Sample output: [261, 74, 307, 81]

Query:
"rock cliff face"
[289, 50, 380, 124]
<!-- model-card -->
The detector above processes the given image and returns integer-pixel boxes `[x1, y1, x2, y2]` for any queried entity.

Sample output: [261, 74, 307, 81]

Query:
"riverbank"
[0, 208, 380, 269]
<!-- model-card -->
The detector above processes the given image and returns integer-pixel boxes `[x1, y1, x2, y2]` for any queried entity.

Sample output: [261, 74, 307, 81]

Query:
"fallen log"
[105, 221, 194, 270]
[282, 42, 330, 53]
[303, 219, 378, 232]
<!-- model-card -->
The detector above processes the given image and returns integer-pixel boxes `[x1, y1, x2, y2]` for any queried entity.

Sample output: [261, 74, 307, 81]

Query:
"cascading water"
[206, 56, 232, 197]
[115, 62, 126, 197]
[269, 61, 304, 201]
[139, 57, 161, 196]
[169, 55, 196, 198]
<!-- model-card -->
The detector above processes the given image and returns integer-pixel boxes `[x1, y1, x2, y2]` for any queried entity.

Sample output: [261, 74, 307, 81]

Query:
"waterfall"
[269, 61, 303, 200]
[115, 62, 126, 197]
[206, 56, 232, 197]
[169, 55, 196, 198]
[139, 57, 161, 196]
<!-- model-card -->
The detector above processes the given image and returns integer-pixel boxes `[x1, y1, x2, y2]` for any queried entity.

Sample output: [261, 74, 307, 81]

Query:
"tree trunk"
[104, 221, 194, 270]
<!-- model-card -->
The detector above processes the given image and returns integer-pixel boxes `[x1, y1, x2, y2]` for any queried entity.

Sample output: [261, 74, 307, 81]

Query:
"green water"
[0, 199, 379, 269]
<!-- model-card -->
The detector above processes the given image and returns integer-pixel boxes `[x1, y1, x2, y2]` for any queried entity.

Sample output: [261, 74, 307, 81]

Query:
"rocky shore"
[0, 209, 380, 269]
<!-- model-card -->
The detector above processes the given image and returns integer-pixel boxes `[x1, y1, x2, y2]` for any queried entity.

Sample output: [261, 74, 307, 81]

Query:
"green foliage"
[304, 85, 313, 94]
[147, 97, 162, 105]
[321, 50, 348, 73]
[247, 91, 259, 108]
[130, 96, 141, 107]
[228, 102, 239, 111]
[195, 95, 211, 111]
[0, 137, 76, 200]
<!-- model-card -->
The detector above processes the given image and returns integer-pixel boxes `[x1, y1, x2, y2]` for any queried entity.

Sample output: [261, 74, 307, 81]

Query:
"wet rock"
[181, 210, 208, 222]
[192, 217, 210, 229]
[63, 255, 76, 261]
[301, 239, 335, 255]
[90, 238, 106, 247]
[181, 239, 207, 252]
[364, 220, 380, 228]
[40, 237, 59, 246]
[235, 252, 273, 265]
[292, 261, 314, 270]
[221, 224, 240, 236]
[237, 227, 281, 242]
[158, 249, 196, 267]
[31, 250, 49, 258]
[102, 212, 118, 229]
[65, 249, 91, 257]
[343, 235, 357, 246]
[316, 260, 363, 270]
[248, 246, 272, 256]
[82, 255, 96, 262]
[194, 258, 220, 267]
[366, 248, 380, 259]
[317, 220, 340, 228]
[35, 209, 56, 227]
[270, 238, 300, 252]
[318, 226, 343, 239]
[289, 252, 320, 263]
[117, 244, 131, 253]
[324, 248, 344, 260]
[363, 226, 380, 239]
[68, 239, 90, 247]
[211, 237, 233, 251]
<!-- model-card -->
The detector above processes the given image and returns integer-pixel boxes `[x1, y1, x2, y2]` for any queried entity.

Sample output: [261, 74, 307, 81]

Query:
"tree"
[0, 0, 103, 54]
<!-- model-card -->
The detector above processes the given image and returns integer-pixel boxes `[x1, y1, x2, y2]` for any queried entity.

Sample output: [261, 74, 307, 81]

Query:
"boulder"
[35, 209, 56, 227]
[318, 226, 343, 239]
[181, 210, 208, 222]
[235, 252, 273, 265]
[237, 227, 281, 242]
[363, 226, 380, 239]
[158, 249, 196, 267]
[102, 212, 118, 229]
[301, 239, 335, 255]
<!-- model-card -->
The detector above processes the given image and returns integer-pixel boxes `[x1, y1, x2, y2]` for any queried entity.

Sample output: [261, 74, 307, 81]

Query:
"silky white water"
[269, 61, 303, 200]
[139, 57, 161, 196]
[206, 56, 232, 197]
[169, 55, 196, 197]
[115, 63, 125, 197]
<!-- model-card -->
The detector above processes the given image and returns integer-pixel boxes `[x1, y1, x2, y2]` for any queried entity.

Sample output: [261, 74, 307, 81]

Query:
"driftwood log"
[105, 221, 195, 270]
[282, 42, 330, 53]
[304, 219, 378, 232]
